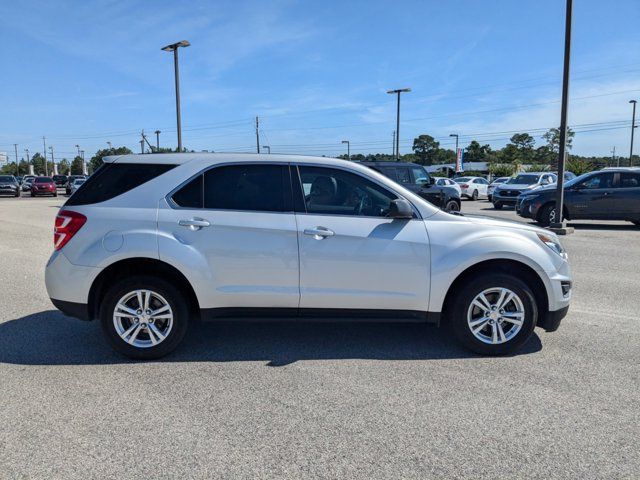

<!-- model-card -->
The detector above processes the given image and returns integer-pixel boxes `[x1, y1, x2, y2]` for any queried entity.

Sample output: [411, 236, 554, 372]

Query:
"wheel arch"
[440, 259, 549, 325]
[88, 258, 200, 320]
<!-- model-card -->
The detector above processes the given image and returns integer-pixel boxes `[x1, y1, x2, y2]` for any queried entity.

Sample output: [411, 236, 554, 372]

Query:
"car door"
[293, 164, 431, 314]
[615, 172, 640, 219]
[157, 163, 300, 310]
[567, 172, 616, 219]
[474, 178, 489, 197]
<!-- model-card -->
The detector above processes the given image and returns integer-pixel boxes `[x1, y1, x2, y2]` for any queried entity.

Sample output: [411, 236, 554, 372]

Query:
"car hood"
[526, 184, 558, 194]
[0, 182, 16, 186]
[463, 214, 548, 235]
[495, 183, 537, 191]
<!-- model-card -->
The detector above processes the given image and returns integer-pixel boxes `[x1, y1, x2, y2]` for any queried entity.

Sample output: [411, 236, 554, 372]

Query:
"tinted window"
[410, 166, 429, 183]
[298, 166, 397, 217]
[172, 175, 203, 208]
[508, 174, 540, 185]
[203, 164, 290, 212]
[66, 163, 176, 206]
[620, 172, 640, 188]
[577, 173, 615, 190]
[454, 177, 471, 183]
[377, 167, 398, 182]
[377, 167, 411, 184]
[35, 177, 53, 183]
[0, 176, 15, 182]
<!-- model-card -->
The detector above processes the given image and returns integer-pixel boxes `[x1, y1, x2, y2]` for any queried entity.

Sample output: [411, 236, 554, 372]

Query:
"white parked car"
[70, 178, 86, 195]
[45, 154, 572, 359]
[454, 176, 490, 200]
[434, 177, 462, 195]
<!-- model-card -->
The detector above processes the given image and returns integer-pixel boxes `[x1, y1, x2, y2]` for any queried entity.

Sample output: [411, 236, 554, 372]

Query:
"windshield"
[35, 177, 53, 183]
[492, 177, 509, 184]
[454, 177, 471, 182]
[0, 176, 15, 182]
[507, 174, 540, 185]
[74, 179, 85, 185]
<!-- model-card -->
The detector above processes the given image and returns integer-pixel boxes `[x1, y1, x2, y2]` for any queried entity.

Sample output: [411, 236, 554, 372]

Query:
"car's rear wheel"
[448, 273, 537, 355]
[493, 202, 503, 210]
[471, 189, 479, 201]
[100, 276, 189, 359]
[445, 199, 460, 213]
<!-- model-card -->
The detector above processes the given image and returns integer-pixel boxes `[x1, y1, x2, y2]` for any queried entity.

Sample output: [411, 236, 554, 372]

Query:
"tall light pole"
[341, 140, 350, 161]
[386, 88, 411, 161]
[449, 133, 459, 153]
[629, 100, 637, 166]
[161, 40, 190, 152]
[262, 146, 271, 154]
[107, 141, 112, 151]
[154, 130, 161, 151]
[392, 130, 396, 157]
[42, 136, 48, 176]
[551, 0, 572, 233]
[48, 146, 56, 175]
[13, 144, 19, 176]
[75, 144, 81, 158]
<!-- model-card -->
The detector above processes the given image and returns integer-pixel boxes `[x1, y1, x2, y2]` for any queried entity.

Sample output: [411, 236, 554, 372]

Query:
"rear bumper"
[537, 305, 569, 332]
[50, 298, 92, 321]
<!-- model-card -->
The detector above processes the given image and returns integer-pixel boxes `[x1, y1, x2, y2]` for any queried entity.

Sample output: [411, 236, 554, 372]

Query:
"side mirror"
[388, 199, 413, 219]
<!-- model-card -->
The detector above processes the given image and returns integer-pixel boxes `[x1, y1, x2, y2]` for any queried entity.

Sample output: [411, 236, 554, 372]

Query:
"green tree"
[542, 127, 575, 153]
[566, 156, 596, 175]
[412, 135, 440, 165]
[89, 146, 133, 173]
[464, 140, 493, 162]
[488, 163, 516, 177]
[57, 159, 71, 175]
[70, 156, 85, 175]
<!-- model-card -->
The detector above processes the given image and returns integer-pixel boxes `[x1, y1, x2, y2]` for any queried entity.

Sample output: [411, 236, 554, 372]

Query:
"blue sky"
[1, 0, 639, 161]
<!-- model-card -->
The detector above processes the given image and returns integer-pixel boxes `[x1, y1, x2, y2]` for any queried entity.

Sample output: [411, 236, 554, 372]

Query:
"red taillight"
[54, 210, 86, 251]
[461, 184, 469, 188]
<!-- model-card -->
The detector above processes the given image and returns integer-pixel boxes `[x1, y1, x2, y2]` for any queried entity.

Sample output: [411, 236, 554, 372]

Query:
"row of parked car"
[0, 174, 87, 197]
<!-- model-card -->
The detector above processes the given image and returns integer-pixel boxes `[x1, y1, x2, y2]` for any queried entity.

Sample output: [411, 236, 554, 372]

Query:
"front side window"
[577, 173, 615, 190]
[410, 166, 429, 184]
[297, 166, 398, 217]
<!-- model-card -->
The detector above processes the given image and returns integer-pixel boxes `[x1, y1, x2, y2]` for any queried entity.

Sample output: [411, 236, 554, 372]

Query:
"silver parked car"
[45, 154, 572, 359]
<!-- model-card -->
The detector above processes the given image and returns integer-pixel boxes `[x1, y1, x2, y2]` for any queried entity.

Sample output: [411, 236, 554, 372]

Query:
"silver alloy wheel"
[548, 207, 557, 224]
[113, 289, 174, 348]
[466, 287, 525, 345]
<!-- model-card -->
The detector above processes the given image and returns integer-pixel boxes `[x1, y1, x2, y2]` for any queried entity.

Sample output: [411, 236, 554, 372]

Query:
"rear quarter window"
[65, 163, 176, 206]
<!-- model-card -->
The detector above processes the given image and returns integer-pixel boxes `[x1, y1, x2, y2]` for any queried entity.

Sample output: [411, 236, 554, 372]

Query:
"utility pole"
[629, 100, 637, 166]
[25, 149, 30, 163]
[155, 130, 161, 151]
[449, 133, 459, 154]
[550, 0, 573, 234]
[141, 130, 153, 152]
[42, 136, 48, 176]
[13, 144, 19, 176]
[611, 146, 617, 167]
[255, 116, 260, 153]
[140, 138, 145, 154]
[386, 88, 411, 161]
[392, 131, 396, 157]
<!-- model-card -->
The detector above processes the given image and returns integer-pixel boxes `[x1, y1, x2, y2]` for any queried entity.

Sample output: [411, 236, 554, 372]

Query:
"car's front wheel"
[100, 276, 189, 359]
[537, 203, 556, 227]
[493, 202, 503, 210]
[448, 273, 537, 355]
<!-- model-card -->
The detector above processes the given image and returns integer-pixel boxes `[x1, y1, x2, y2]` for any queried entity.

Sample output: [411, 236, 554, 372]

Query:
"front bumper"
[538, 305, 569, 332]
[492, 192, 520, 205]
[516, 196, 545, 219]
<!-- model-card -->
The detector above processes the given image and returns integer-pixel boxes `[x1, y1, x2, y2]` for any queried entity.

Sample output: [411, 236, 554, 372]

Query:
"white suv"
[45, 154, 572, 359]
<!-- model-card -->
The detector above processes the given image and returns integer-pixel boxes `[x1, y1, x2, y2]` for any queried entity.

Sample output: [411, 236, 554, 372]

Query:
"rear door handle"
[304, 227, 334, 239]
[179, 218, 211, 230]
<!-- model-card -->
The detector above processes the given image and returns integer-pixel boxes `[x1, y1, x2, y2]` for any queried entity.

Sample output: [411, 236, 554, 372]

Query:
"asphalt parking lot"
[1, 194, 638, 479]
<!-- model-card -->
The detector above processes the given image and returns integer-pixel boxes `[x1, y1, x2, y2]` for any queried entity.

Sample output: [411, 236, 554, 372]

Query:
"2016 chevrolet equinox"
[46, 154, 571, 359]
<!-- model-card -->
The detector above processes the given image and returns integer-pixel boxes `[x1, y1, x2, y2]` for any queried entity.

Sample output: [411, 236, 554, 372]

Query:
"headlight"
[537, 233, 567, 259]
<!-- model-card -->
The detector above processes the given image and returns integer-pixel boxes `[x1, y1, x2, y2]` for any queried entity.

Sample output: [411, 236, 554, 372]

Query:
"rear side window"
[66, 163, 176, 206]
[620, 172, 640, 188]
[171, 164, 291, 212]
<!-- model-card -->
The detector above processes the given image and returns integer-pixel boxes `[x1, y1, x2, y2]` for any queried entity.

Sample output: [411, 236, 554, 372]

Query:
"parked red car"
[30, 176, 58, 197]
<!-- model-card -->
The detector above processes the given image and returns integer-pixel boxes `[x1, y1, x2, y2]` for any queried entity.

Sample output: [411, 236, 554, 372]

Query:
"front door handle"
[179, 218, 211, 230]
[304, 226, 334, 239]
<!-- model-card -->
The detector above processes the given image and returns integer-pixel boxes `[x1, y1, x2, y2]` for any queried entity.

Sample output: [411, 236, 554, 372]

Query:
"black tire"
[14, 191, 20, 197]
[30, 192, 35, 197]
[448, 273, 538, 355]
[100, 275, 190, 359]
[445, 199, 460, 213]
[53, 192, 58, 197]
[537, 203, 556, 227]
[471, 189, 479, 201]
[493, 202, 503, 210]
[632, 220, 640, 227]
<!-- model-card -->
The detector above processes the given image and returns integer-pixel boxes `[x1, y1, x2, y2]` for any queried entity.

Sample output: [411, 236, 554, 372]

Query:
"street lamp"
[75, 145, 81, 158]
[48, 146, 56, 175]
[161, 40, 190, 152]
[106, 141, 112, 151]
[629, 100, 637, 166]
[449, 133, 459, 153]
[154, 130, 161, 151]
[262, 146, 271, 154]
[341, 140, 350, 161]
[386, 88, 411, 161]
